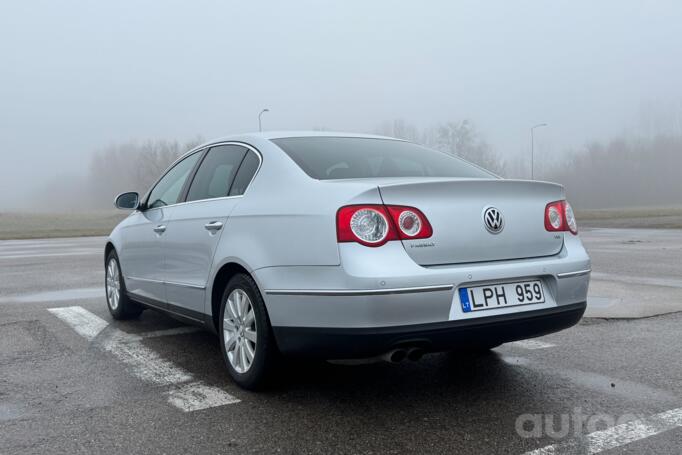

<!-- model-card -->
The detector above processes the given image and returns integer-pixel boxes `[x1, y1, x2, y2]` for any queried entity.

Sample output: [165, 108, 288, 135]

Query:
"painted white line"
[167, 382, 240, 412]
[1, 287, 104, 304]
[0, 250, 100, 260]
[523, 407, 682, 454]
[508, 340, 556, 350]
[101, 333, 193, 385]
[48, 306, 239, 412]
[47, 306, 109, 341]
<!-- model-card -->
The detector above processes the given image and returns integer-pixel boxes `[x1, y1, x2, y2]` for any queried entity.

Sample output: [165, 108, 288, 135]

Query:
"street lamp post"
[258, 109, 269, 132]
[530, 123, 548, 180]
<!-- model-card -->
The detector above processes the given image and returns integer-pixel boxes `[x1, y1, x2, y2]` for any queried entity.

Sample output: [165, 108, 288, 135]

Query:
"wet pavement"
[581, 228, 682, 317]
[1, 233, 680, 454]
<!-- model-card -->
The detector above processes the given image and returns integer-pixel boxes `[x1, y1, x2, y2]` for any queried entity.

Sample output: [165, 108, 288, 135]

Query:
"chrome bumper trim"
[557, 269, 592, 279]
[126, 276, 206, 290]
[265, 284, 454, 297]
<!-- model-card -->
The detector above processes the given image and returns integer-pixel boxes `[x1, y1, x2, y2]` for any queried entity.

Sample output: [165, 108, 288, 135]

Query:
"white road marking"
[47, 306, 108, 341]
[0, 242, 81, 249]
[523, 407, 682, 455]
[508, 340, 556, 350]
[0, 250, 100, 260]
[48, 305, 239, 411]
[101, 332, 193, 385]
[167, 382, 240, 412]
[1, 287, 104, 304]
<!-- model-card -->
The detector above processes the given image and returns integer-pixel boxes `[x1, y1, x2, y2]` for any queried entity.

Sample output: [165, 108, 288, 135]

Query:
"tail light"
[386, 205, 433, 239]
[545, 200, 578, 235]
[337, 204, 433, 247]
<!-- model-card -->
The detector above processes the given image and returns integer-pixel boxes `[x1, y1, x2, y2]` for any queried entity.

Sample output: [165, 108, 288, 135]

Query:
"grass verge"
[0, 211, 127, 240]
[577, 207, 682, 229]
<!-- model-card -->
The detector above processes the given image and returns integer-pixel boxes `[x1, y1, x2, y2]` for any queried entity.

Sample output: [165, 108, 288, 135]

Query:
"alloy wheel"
[106, 258, 121, 310]
[223, 288, 258, 373]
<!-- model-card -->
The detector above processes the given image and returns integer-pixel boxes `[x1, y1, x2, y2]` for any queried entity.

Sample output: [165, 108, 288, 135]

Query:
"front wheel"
[105, 251, 143, 320]
[219, 273, 278, 390]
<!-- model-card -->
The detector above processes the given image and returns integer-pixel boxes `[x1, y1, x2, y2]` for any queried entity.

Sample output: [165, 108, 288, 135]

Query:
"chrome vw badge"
[483, 207, 504, 234]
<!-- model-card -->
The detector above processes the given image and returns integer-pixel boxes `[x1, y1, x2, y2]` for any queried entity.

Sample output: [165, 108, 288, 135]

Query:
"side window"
[229, 150, 260, 196]
[147, 151, 202, 209]
[186, 145, 247, 202]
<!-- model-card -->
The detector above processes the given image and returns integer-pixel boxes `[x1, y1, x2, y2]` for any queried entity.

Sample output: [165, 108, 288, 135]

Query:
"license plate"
[459, 280, 545, 312]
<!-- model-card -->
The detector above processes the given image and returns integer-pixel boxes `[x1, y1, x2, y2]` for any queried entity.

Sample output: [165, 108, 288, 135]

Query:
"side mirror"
[115, 192, 140, 210]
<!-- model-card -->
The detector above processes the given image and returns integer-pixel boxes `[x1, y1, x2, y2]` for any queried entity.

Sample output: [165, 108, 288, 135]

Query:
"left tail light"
[337, 204, 433, 247]
[545, 200, 578, 235]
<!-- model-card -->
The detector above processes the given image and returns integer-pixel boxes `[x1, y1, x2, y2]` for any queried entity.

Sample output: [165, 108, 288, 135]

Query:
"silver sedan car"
[106, 132, 591, 389]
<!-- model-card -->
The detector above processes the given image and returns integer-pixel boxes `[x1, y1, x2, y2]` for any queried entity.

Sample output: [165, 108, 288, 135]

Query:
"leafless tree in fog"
[88, 137, 204, 204]
[545, 134, 682, 209]
[375, 119, 505, 175]
[26, 138, 203, 211]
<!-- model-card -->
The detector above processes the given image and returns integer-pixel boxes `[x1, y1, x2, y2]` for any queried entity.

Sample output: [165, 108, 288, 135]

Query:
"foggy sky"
[1, 1, 681, 210]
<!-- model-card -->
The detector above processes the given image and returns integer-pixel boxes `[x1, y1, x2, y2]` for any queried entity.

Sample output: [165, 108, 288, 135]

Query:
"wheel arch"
[210, 261, 262, 333]
[104, 241, 116, 265]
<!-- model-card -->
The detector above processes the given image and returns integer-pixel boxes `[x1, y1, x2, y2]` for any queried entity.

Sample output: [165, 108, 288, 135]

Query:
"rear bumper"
[257, 236, 590, 328]
[273, 301, 586, 358]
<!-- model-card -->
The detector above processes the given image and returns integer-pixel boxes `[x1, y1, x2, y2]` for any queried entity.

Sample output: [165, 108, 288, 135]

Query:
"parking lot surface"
[1, 231, 681, 454]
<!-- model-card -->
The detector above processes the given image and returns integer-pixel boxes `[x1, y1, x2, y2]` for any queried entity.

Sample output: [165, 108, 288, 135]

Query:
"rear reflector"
[337, 204, 432, 247]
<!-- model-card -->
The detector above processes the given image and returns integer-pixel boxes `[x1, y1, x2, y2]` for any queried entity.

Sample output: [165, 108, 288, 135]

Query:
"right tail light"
[545, 200, 578, 235]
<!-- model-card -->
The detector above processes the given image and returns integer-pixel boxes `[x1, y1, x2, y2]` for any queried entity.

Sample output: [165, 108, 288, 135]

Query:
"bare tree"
[374, 119, 505, 175]
[374, 119, 423, 143]
[425, 120, 505, 175]
[87, 137, 204, 205]
[545, 134, 682, 208]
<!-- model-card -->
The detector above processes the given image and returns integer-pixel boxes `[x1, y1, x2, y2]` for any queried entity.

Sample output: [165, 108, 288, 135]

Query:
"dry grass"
[0, 211, 127, 240]
[577, 207, 682, 229]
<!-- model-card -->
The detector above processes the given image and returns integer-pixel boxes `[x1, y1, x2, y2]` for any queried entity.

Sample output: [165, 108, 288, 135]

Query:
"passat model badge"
[483, 207, 504, 234]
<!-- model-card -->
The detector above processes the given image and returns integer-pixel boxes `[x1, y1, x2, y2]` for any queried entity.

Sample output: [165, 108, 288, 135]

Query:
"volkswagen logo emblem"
[483, 207, 504, 234]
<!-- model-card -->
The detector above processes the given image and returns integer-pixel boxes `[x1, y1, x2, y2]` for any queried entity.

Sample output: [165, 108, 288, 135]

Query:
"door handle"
[153, 224, 166, 234]
[204, 221, 224, 231]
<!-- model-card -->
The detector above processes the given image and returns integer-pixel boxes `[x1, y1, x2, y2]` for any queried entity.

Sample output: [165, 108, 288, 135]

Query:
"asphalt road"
[1, 231, 681, 454]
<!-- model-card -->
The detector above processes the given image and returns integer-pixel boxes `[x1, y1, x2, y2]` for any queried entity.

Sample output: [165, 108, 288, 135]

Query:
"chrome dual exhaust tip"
[382, 347, 425, 363]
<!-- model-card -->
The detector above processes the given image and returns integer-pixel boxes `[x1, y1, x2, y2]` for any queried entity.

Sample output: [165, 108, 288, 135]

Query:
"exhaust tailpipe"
[382, 349, 407, 363]
[407, 347, 425, 362]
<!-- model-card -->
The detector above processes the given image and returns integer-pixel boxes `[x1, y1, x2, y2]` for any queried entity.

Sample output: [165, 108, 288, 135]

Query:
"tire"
[219, 273, 278, 390]
[105, 250, 143, 320]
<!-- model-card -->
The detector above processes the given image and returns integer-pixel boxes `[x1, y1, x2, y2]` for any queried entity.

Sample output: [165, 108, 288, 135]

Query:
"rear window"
[272, 137, 494, 180]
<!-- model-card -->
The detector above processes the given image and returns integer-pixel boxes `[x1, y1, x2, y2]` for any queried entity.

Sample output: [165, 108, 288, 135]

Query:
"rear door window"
[229, 150, 260, 196]
[186, 145, 248, 202]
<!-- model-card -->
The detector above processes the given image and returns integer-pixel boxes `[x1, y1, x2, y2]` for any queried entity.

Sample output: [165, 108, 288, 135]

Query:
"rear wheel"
[105, 251, 143, 320]
[219, 273, 278, 390]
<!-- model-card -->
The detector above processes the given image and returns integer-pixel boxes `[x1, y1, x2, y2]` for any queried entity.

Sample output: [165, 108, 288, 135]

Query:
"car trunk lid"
[378, 178, 565, 266]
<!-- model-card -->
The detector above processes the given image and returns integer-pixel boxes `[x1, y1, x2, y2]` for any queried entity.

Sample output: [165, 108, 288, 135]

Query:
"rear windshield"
[272, 137, 494, 180]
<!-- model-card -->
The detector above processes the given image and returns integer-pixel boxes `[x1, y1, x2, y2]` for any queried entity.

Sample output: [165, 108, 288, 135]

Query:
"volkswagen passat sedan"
[106, 132, 590, 389]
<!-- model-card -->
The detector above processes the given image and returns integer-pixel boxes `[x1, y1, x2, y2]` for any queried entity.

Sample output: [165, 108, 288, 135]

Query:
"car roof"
[190, 131, 401, 152]
[218, 130, 398, 141]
